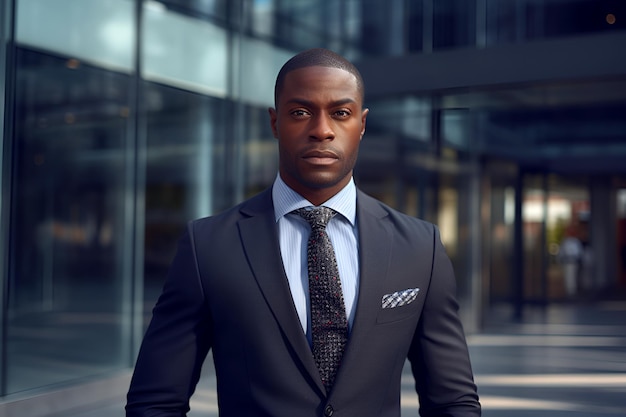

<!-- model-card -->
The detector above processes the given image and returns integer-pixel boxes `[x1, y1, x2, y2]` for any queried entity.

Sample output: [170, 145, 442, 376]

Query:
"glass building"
[1, 0, 625, 414]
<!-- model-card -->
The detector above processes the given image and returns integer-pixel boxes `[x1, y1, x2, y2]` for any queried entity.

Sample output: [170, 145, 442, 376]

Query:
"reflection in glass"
[7, 48, 132, 393]
[433, 0, 476, 50]
[16, 0, 135, 71]
[142, 4, 228, 96]
[486, 0, 626, 45]
[142, 82, 225, 314]
[156, 0, 228, 21]
[367, 97, 431, 142]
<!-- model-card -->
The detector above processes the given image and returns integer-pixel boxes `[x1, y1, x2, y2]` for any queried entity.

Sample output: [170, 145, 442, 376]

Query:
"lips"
[301, 149, 339, 165]
[302, 149, 338, 158]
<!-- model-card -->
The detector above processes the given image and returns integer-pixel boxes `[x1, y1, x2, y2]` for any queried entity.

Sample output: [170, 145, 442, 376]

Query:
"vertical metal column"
[430, 96, 441, 221]
[0, 0, 16, 397]
[512, 170, 524, 321]
[540, 173, 549, 306]
[389, 0, 404, 55]
[126, 0, 146, 363]
[422, 0, 433, 53]
[232, 0, 245, 205]
[467, 158, 483, 333]
[590, 176, 619, 292]
[475, 0, 487, 48]
[478, 162, 492, 330]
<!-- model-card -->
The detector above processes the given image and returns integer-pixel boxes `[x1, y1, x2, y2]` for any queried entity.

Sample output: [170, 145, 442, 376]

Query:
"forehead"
[278, 66, 361, 105]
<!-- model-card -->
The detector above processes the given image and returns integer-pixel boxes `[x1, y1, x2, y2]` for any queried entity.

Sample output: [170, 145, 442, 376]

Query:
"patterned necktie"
[295, 207, 348, 392]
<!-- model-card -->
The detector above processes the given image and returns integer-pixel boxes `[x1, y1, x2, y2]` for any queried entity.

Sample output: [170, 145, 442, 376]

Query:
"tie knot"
[295, 207, 336, 231]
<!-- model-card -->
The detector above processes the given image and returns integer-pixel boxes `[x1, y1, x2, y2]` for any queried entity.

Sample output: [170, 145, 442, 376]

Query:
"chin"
[302, 174, 345, 190]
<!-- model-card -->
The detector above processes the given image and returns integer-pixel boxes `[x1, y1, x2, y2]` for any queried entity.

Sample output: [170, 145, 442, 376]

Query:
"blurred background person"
[558, 225, 583, 297]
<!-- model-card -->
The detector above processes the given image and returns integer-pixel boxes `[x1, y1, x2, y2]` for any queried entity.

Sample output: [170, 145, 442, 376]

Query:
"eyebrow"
[285, 98, 357, 107]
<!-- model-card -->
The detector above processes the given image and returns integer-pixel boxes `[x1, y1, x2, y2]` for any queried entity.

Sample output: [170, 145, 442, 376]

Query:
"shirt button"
[324, 404, 334, 416]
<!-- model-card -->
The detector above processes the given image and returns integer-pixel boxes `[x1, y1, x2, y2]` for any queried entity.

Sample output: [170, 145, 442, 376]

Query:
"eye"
[290, 109, 311, 118]
[333, 109, 351, 119]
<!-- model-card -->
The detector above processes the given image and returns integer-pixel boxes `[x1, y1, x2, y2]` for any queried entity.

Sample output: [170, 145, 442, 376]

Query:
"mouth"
[301, 149, 339, 165]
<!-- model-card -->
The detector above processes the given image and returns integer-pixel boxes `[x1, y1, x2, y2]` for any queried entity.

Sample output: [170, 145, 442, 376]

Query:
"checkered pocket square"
[381, 288, 420, 309]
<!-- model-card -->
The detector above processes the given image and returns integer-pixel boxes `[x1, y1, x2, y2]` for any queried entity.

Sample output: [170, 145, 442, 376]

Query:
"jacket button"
[324, 404, 334, 416]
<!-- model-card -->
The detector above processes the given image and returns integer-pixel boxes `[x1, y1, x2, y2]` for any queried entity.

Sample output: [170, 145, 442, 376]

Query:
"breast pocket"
[376, 288, 422, 324]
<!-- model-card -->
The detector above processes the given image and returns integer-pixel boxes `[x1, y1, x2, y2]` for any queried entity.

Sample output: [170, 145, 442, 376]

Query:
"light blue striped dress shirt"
[272, 175, 360, 340]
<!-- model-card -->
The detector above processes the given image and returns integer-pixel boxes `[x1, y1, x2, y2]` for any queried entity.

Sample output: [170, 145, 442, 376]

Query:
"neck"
[279, 174, 352, 207]
[301, 190, 337, 207]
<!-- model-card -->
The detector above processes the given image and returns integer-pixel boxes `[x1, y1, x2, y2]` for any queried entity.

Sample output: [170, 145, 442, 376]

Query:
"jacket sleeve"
[126, 227, 213, 416]
[407, 225, 481, 417]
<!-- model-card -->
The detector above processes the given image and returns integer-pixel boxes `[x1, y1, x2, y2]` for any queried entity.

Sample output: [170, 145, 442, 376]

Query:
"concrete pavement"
[66, 300, 626, 416]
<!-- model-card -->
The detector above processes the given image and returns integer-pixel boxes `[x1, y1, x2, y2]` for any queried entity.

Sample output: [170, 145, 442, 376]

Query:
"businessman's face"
[269, 66, 368, 205]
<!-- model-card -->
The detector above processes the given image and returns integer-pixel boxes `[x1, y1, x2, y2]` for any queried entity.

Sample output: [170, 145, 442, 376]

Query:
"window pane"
[525, 0, 626, 40]
[7, 48, 132, 393]
[142, 82, 225, 312]
[275, 0, 328, 49]
[241, 105, 277, 198]
[367, 97, 432, 142]
[143, 4, 228, 96]
[153, 0, 228, 21]
[433, 0, 476, 50]
[407, 0, 424, 53]
[239, 38, 293, 106]
[16, 0, 135, 72]
[442, 108, 471, 150]
[486, 0, 626, 45]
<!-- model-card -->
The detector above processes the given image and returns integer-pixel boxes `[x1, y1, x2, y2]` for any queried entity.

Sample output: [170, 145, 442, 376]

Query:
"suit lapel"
[334, 191, 393, 387]
[237, 189, 324, 394]
[236, 188, 394, 396]
[352, 191, 393, 333]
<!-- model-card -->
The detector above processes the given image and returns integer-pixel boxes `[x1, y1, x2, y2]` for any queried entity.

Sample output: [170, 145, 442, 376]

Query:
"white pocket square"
[381, 288, 420, 309]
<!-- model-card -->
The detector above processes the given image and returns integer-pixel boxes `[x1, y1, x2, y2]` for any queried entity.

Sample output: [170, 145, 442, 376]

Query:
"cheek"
[278, 139, 298, 161]
[277, 120, 303, 135]
[346, 135, 362, 152]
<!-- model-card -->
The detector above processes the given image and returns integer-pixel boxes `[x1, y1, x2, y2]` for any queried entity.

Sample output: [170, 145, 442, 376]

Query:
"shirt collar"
[272, 174, 357, 226]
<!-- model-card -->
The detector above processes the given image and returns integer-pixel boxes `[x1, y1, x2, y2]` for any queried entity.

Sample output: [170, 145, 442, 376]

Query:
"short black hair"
[274, 48, 365, 107]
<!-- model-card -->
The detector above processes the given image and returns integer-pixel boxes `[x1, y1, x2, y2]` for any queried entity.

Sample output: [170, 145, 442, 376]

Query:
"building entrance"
[487, 168, 625, 314]
[522, 174, 590, 302]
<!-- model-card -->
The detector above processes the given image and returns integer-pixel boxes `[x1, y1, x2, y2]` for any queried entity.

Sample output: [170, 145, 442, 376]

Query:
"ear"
[360, 108, 369, 140]
[268, 107, 279, 139]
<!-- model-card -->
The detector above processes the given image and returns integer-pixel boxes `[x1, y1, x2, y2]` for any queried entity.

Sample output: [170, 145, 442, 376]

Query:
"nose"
[309, 114, 335, 141]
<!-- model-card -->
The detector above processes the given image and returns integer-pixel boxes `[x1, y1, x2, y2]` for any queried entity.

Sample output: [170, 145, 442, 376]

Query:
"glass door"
[522, 174, 590, 303]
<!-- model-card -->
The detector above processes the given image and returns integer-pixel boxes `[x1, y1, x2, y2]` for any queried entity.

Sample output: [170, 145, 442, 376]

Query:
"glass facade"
[8, 47, 133, 393]
[1, 0, 625, 411]
[486, 0, 626, 45]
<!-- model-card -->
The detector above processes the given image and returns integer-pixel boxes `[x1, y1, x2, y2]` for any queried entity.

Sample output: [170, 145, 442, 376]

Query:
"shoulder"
[357, 189, 438, 239]
[189, 188, 273, 233]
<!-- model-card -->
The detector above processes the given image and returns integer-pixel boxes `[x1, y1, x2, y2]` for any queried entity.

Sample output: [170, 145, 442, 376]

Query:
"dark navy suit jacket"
[126, 188, 481, 416]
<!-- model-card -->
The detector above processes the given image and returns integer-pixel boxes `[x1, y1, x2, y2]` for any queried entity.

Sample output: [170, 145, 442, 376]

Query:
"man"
[126, 48, 480, 417]
[558, 226, 583, 297]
